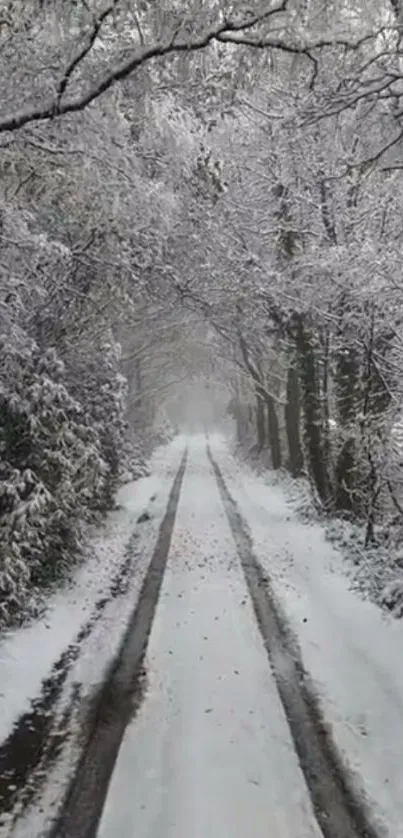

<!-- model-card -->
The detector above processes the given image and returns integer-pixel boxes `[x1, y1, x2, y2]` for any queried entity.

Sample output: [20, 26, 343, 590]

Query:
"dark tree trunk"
[295, 315, 331, 505]
[319, 174, 337, 244]
[334, 344, 360, 512]
[226, 393, 244, 442]
[362, 308, 382, 538]
[256, 395, 266, 453]
[284, 362, 303, 477]
[236, 330, 267, 455]
[364, 446, 380, 547]
[335, 439, 357, 512]
[266, 393, 282, 469]
[322, 327, 332, 476]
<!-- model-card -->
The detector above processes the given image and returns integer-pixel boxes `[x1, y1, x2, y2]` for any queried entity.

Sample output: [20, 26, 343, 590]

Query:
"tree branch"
[55, 1, 119, 109]
[0, 0, 337, 134]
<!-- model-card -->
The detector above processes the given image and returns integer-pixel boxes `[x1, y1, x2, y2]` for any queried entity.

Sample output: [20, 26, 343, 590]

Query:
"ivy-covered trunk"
[322, 327, 332, 480]
[361, 309, 392, 542]
[256, 393, 266, 453]
[295, 315, 331, 505]
[236, 330, 267, 454]
[334, 344, 361, 512]
[284, 361, 303, 476]
[265, 392, 282, 469]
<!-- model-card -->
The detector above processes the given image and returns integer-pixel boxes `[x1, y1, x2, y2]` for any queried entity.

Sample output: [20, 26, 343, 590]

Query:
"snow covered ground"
[210, 434, 403, 838]
[4, 432, 403, 838]
[0, 437, 185, 836]
[98, 439, 321, 838]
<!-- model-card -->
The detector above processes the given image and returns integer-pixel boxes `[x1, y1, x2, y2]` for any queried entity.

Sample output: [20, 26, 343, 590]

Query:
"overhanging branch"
[0, 2, 384, 135]
[0, 2, 287, 133]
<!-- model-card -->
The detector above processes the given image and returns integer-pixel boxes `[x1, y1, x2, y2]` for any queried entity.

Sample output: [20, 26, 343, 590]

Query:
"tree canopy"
[2, 0, 403, 624]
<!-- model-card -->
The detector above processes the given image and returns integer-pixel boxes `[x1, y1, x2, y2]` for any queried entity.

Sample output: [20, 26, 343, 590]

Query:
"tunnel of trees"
[2, 0, 403, 625]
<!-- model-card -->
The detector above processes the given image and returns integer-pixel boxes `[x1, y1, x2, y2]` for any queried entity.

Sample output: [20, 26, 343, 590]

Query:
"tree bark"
[266, 392, 282, 469]
[256, 394, 266, 453]
[322, 327, 332, 477]
[236, 329, 267, 455]
[295, 315, 331, 505]
[284, 361, 303, 476]
[334, 343, 360, 512]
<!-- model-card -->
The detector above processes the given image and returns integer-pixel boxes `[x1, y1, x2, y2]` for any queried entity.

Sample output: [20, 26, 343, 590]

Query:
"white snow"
[210, 434, 403, 838]
[98, 438, 321, 838]
[0, 438, 185, 748]
[8, 439, 187, 838]
[7, 432, 403, 838]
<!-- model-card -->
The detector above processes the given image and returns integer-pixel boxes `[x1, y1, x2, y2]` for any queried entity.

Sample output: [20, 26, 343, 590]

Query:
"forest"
[1, 0, 403, 626]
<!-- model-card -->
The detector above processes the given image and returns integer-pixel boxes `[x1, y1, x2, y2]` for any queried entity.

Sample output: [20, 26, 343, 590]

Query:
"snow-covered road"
[98, 439, 321, 838]
[4, 434, 403, 838]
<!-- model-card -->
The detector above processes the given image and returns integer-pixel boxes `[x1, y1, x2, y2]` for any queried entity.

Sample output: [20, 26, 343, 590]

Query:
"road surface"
[97, 439, 321, 837]
[3, 436, 401, 838]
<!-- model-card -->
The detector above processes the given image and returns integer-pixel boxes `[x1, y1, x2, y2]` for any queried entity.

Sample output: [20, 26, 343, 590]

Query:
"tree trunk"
[335, 439, 357, 512]
[334, 344, 360, 512]
[295, 315, 331, 505]
[232, 388, 243, 443]
[256, 394, 266, 453]
[284, 361, 303, 476]
[266, 393, 282, 469]
[322, 327, 332, 477]
[236, 330, 266, 454]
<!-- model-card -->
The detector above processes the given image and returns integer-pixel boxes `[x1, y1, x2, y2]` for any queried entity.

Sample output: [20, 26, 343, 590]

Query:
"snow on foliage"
[3, 0, 403, 624]
[0, 312, 112, 623]
[0, 193, 174, 626]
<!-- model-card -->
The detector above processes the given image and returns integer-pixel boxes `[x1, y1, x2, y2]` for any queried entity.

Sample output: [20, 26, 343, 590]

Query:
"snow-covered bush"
[0, 93, 186, 627]
[0, 214, 128, 624]
[64, 334, 128, 509]
[0, 331, 111, 623]
[0, 199, 182, 627]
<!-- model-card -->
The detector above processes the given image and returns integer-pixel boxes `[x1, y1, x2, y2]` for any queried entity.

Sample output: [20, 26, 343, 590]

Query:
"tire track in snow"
[50, 450, 187, 838]
[0, 530, 143, 827]
[208, 444, 380, 838]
